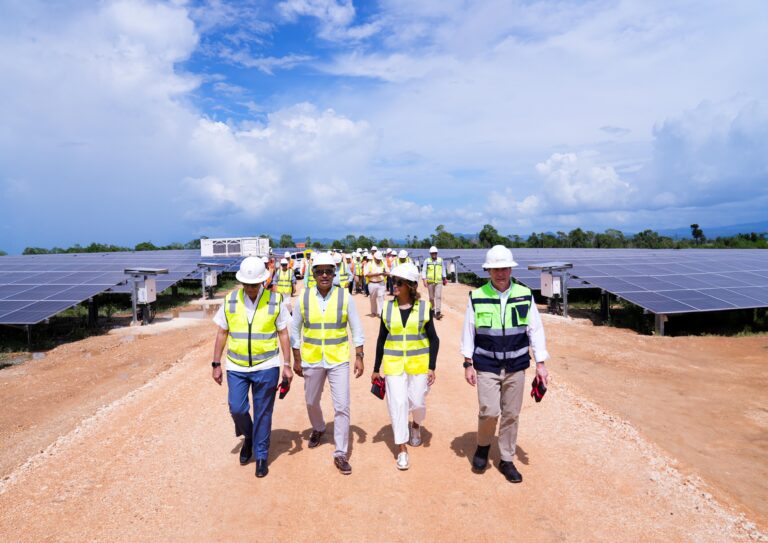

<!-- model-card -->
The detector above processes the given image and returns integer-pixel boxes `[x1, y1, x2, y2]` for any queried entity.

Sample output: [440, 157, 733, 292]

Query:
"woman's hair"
[407, 280, 420, 301]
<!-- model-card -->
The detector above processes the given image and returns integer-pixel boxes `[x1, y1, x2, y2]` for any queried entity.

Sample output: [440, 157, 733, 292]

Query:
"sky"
[1, 0, 767, 253]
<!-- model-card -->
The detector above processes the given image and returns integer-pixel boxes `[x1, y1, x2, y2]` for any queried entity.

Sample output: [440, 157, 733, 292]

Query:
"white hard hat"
[236, 256, 270, 284]
[363, 252, 370, 258]
[386, 248, 392, 254]
[398, 249, 408, 259]
[280, 258, 288, 265]
[391, 263, 420, 283]
[261, 256, 269, 263]
[356, 248, 362, 253]
[312, 252, 336, 268]
[429, 246, 438, 253]
[372, 250, 383, 260]
[333, 253, 342, 264]
[371, 245, 378, 252]
[284, 251, 290, 258]
[344, 253, 352, 259]
[482, 245, 518, 269]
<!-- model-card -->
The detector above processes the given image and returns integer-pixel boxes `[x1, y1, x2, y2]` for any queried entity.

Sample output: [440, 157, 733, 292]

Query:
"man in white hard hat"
[366, 250, 388, 317]
[211, 256, 293, 478]
[460, 245, 549, 484]
[354, 249, 364, 294]
[422, 246, 447, 319]
[290, 252, 365, 475]
[271, 258, 296, 303]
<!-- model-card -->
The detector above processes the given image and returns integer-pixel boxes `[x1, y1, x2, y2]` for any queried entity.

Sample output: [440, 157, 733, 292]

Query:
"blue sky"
[1, 0, 767, 253]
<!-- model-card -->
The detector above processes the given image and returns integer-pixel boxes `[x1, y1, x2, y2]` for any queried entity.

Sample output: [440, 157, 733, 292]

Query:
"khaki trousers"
[303, 363, 350, 458]
[368, 281, 386, 315]
[427, 282, 443, 314]
[476, 368, 526, 462]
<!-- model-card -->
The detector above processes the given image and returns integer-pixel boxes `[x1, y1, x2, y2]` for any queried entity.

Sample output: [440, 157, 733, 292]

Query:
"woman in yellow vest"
[371, 262, 440, 470]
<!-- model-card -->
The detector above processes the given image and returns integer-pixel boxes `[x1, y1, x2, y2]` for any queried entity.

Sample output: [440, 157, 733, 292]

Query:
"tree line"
[4, 224, 765, 256]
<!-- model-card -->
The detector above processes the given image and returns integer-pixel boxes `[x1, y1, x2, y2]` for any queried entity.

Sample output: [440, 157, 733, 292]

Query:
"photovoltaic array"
[405, 248, 768, 314]
[0, 251, 242, 325]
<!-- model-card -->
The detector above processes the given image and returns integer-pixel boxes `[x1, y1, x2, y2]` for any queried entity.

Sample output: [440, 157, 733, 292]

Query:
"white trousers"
[303, 363, 350, 458]
[368, 281, 386, 315]
[384, 372, 429, 445]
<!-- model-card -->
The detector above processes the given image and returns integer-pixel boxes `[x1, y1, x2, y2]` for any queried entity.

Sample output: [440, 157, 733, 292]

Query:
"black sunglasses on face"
[314, 268, 335, 276]
[393, 279, 410, 286]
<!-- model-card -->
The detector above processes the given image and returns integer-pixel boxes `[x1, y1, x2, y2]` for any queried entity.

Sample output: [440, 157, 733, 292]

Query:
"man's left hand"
[442, 278, 448, 286]
[536, 362, 549, 386]
[354, 357, 364, 378]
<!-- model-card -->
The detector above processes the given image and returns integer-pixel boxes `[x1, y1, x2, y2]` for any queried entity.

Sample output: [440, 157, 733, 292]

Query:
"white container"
[204, 270, 218, 287]
[137, 278, 157, 304]
[540, 272, 561, 298]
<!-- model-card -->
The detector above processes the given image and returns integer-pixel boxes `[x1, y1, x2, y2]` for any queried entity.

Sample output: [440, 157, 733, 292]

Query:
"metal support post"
[131, 278, 139, 326]
[561, 270, 569, 318]
[88, 297, 98, 328]
[655, 314, 666, 336]
[600, 291, 610, 322]
[25, 325, 32, 351]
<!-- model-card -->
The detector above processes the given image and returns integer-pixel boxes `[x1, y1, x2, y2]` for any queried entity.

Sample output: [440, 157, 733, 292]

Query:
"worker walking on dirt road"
[461, 245, 549, 483]
[211, 256, 293, 479]
[290, 252, 365, 475]
[422, 246, 447, 320]
[371, 262, 439, 471]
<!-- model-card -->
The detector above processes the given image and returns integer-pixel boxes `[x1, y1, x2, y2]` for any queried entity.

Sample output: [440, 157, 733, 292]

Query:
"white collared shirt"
[460, 283, 549, 363]
[289, 286, 365, 368]
[213, 287, 292, 373]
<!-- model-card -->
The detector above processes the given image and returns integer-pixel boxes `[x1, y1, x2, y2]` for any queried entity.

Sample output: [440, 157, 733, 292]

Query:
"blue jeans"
[227, 367, 279, 461]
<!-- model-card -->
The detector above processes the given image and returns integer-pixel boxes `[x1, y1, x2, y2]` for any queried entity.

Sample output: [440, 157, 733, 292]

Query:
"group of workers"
[210, 244, 549, 483]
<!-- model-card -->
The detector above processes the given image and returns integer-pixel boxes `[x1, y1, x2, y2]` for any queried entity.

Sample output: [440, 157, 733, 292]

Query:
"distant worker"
[396, 249, 412, 266]
[354, 249, 364, 294]
[361, 253, 370, 297]
[335, 253, 352, 294]
[210, 257, 293, 479]
[371, 263, 439, 470]
[304, 253, 317, 291]
[284, 251, 294, 271]
[366, 250, 388, 317]
[422, 246, 447, 320]
[344, 253, 355, 294]
[385, 249, 396, 295]
[272, 258, 296, 309]
[460, 245, 549, 484]
[290, 252, 365, 475]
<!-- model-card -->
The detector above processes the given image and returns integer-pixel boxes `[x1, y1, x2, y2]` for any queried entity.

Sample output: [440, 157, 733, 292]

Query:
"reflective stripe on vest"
[224, 288, 281, 368]
[425, 258, 443, 284]
[307, 270, 317, 288]
[299, 286, 350, 364]
[275, 268, 293, 295]
[381, 299, 431, 375]
[470, 282, 531, 369]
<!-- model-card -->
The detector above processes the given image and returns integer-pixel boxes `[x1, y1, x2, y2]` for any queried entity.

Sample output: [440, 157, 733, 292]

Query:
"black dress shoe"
[255, 459, 269, 478]
[334, 455, 352, 475]
[308, 430, 324, 449]
[472, 445, 490, 472]
[239, 439, 253, 465]
[499, 460, 522, 483]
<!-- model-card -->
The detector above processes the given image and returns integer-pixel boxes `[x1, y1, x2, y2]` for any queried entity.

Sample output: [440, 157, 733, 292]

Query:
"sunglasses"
[314, 268, 335, 276]
[393, 279, 412, 287]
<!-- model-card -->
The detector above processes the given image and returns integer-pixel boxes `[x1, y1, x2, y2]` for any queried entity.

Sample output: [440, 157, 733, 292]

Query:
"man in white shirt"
[290, 252, 365, 474]
[460, 245, 549, 483]
[422, 246, 448, 319]
[211, 257, 293, 478]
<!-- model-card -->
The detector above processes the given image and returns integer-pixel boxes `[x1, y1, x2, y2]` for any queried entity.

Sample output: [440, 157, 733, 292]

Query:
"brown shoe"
[334, 455, 352, 475]
[308, 430, 324, 449]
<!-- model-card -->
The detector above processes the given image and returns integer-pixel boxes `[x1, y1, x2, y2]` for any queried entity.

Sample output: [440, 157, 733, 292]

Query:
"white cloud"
[219, 51, 314, 74]
[276, 0, 380, 41]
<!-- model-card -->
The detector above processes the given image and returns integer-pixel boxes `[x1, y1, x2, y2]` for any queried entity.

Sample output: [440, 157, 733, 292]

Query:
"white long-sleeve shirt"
[460, 283, 549, 363]
[290, 286, 365, 368]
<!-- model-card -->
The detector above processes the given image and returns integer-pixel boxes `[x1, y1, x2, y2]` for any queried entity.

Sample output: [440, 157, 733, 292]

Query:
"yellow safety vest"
[395, 257, 412, 266]
[338, 261, 351, 288]
[425, 257, 443, 284]
[224, 288, 281, 368]
[381, 299, 431, 375]
[299, 286, 350, 364]
[306, 268, 317, 288]
[275, 268, 293, 295]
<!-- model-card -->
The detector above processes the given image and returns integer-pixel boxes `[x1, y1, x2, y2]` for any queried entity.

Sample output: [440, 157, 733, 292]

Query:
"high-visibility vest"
[354, 257, 363, 276]
[275, 268, 293, 295]
[224, 288, 281, 368]
[299, 286, 350, 364]
[306, 266, 317, 288]
[338, 261, 351, 288]
[425, 257, 443, 284]
[381, 299, 431, 375]
[395, 257, 412, 266]
[469, 282, 532, 373]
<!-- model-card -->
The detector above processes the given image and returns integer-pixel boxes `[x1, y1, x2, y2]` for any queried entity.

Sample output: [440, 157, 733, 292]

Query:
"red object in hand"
[370, 376, 386, 399]
[530, 376, 547, 402]
[279, 378, 290, 399]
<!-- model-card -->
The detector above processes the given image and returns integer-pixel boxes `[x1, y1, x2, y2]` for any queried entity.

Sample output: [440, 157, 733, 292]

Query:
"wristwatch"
[462, 361, 473, 368]
[356, 351, 364, 358]
[211, 361, 221, 368]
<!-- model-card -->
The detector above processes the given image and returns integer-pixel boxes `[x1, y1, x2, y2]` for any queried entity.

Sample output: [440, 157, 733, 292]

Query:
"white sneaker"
[396, 452, 410, 470]
[409, 426, 422, 447]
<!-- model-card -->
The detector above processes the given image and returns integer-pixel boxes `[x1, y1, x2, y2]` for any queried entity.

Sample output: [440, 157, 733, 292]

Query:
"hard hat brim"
[482, 260, 519, 269]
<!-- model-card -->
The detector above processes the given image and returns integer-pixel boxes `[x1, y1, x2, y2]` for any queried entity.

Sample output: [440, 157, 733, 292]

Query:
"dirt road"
[0, 284, 765, 542]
